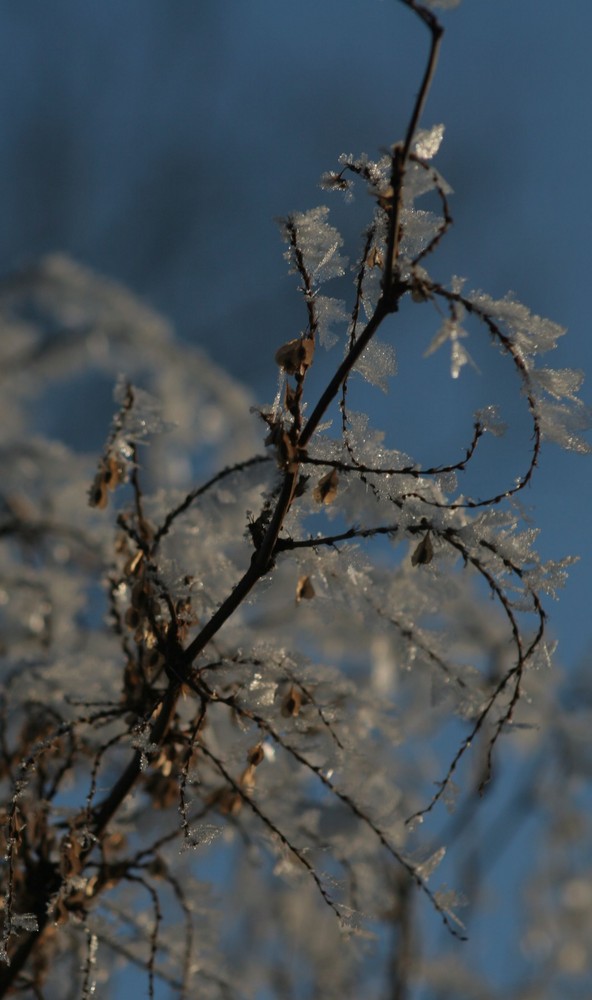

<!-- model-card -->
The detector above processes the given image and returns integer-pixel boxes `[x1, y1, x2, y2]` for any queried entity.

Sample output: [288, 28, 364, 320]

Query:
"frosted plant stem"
[383, 2, 443, 297]
[182, 470, 299, 667]
[0, 685, 181, 997]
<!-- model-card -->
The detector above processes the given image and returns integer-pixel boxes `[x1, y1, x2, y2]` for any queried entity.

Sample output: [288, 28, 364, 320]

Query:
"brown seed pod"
[296, 575, 315, 602]
[247, 743, 265, 767]
[281, 684, 303, 718]
[313, 468, 339, 504]
[275, 336, 314, 376]
[411, 532, 434, 566]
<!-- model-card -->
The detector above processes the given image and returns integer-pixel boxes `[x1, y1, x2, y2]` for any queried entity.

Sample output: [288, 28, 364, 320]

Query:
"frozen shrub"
[0, 3, 589, 998]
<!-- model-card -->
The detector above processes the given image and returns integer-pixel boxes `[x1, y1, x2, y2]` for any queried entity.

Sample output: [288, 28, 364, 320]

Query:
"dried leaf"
[88, 455, 124, 508]
[88, 473, 108, 509]
[60, 834, 83, 880]
[239, 764, 257, 794]
[124, 607, 140, 631]
[366, 246, 384, 269]
[312, 468, 339, 504]
[411, 532, 433, 566]
[275, 337, 314, 376]
[281, 684, 303, 718]
[294, 474, 309, 498]
[125, 549, 144, 576]
[296, 575, 315, 602]
[104, 455, 124, 492]
[375, 184, 394, 213]
[285, 381, 298, 415]
[278, 432, 299, 472]
[265, 422, 299, 470]
[247, 744, 265, 767]
[216, 788, 243, 816]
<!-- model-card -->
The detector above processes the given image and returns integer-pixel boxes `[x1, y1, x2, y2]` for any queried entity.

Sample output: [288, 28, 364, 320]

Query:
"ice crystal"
[536, 400, 592, 453]
[181, 824, 222, 851]
[416, 847, 446, 881]
[113, 375, 174, 441]
[315, 294, 349, 349]
[10, 913, 38, 933]
[531, 367, 586, 402]
[282, 206, 347, 285]
[400, 207, 444, 260]
[131, 724, 159, 769]
[424, 317, 475, 378]
[413, 124, 445, 161]
[433, 888, 466, 928]
[470, 291, 566, 359]
[475, 405, 507, 437]
[353, 338, 397, 392]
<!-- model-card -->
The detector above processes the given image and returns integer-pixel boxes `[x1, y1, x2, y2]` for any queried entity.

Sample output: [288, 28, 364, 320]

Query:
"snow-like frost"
[405, 161, 452, 203]
[10, 913, 38, 933]
[470, 291, 566, 358]
[113, 375, 174, 440]
[433, 887, 466, 928]
[416, 846, 446, 881]
[523, 556, 578, 600]
[282, 206, 347, 285]
[315, 295, 349, 349]
[353, 338, 396, 392]
[181, 824, 223, 851]
[131, 724, 159, 769]
[413, 124, 445, 160]
[424, 317, 475, 378]
[531, 367, 586, 402]
[475, 405, 507, 437]
[338, 151, 391, 190]
[535, 400, 592, 453]
[400, 207, 443, 260]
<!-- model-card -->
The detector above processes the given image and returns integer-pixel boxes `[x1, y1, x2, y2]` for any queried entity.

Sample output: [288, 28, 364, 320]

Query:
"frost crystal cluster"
[0, 2, 589, 999]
